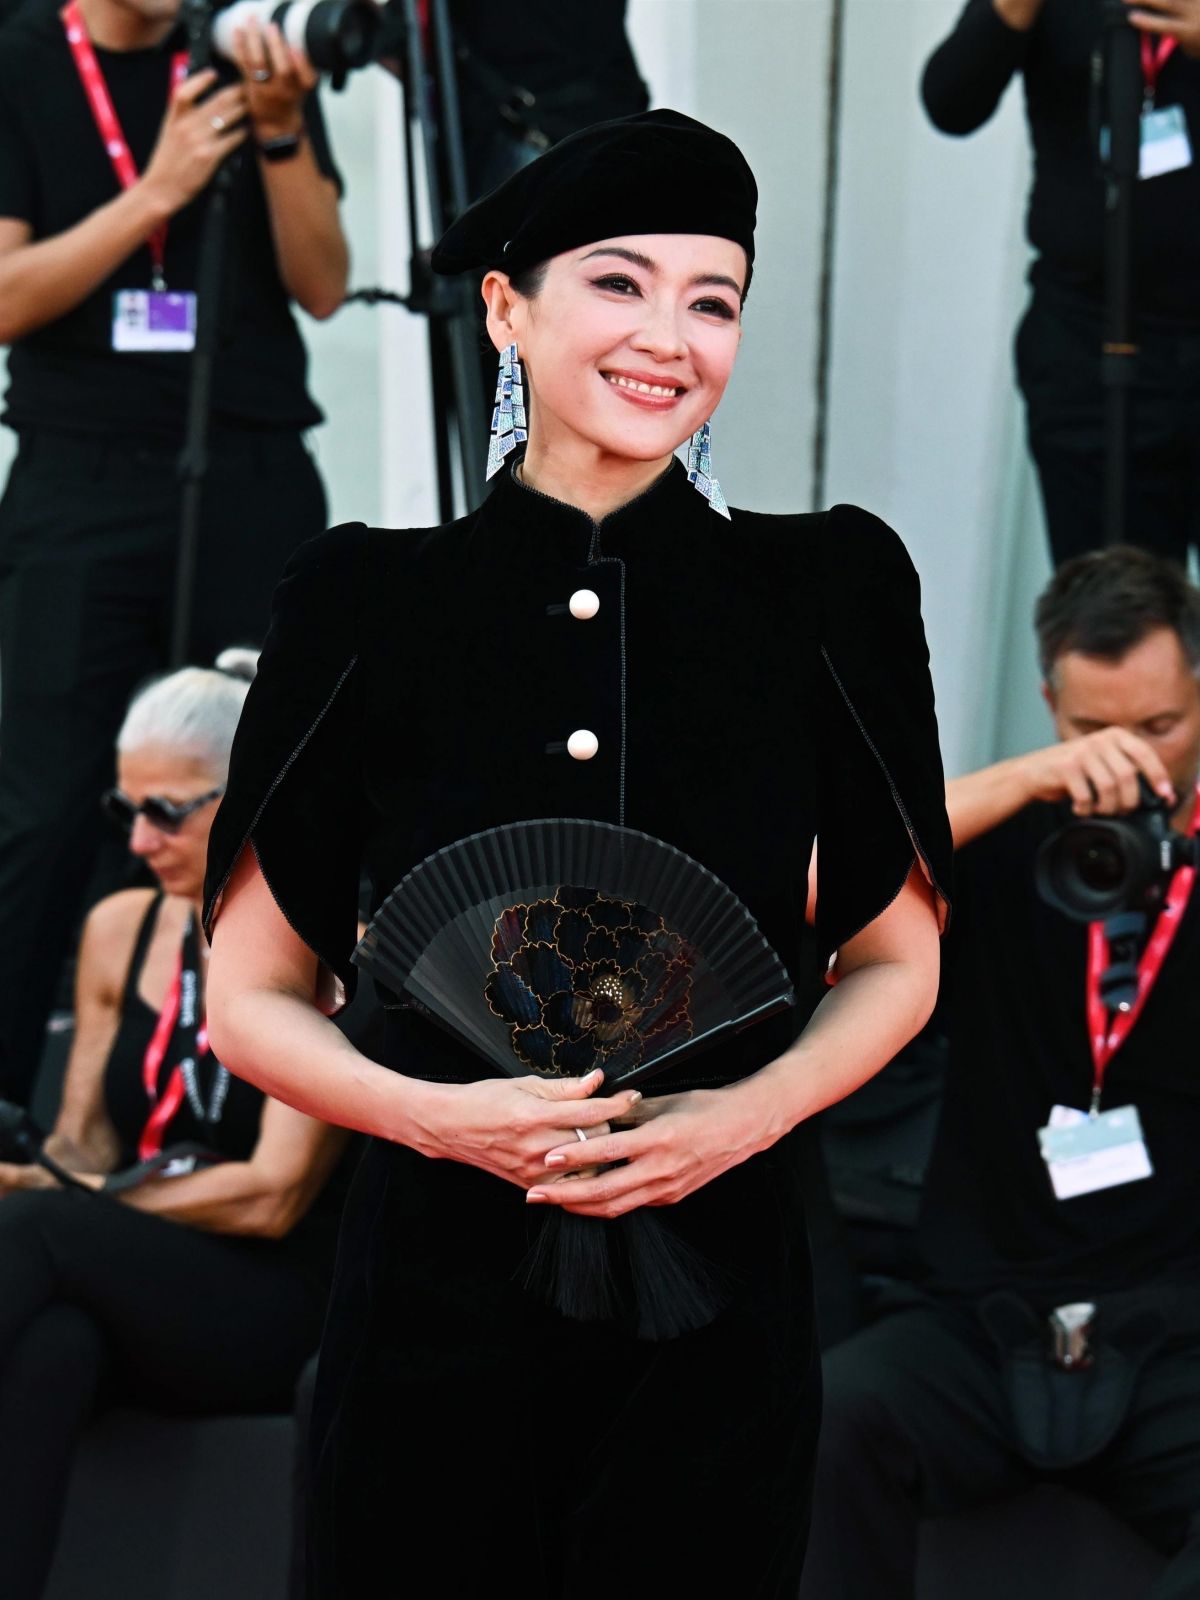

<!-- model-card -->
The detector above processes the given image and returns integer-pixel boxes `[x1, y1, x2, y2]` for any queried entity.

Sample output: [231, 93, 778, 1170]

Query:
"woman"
[205, 111, 953, 1596]
[0, 653, 349, 1600]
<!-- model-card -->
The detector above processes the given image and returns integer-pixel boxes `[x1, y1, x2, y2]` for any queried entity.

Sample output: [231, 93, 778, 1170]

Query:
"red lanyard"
[1086, 785, 1200, 1110]
[139, 937, 210, 1161]
[1141, 32, 1178, 105]
[60, 1, 188, 291]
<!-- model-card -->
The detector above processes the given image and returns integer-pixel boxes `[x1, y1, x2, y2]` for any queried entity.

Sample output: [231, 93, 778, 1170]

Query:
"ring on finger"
[211, 114, 227, 131]
[252, 67, 272, 81]
[574, 1127, 588, 1143]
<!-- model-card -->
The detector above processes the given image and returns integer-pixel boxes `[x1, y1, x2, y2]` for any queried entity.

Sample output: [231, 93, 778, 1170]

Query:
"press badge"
[112, 289, 197, 352]
[1140, 105, 1192, 179]
[1037, 1103, 1153, 1201]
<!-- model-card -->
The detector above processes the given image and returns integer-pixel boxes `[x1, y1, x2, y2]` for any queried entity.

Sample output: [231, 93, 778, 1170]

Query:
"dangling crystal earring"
[686, 420, 730, 519]
[486, 342, 528, 481]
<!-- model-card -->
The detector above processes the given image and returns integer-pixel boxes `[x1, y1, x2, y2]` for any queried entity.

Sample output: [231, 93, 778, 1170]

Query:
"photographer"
[802, 546, 1200, 1597]
[0, 0, 349, 1103]
[922, 0, 1200, 567]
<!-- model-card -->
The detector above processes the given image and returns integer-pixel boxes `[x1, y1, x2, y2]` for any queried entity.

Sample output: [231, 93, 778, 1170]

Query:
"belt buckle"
[1049, 1301, 1097, 1371]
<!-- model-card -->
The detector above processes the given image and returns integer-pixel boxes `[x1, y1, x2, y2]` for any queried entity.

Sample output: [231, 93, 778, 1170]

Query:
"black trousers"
[0, 427, 326, 1103]
[0, 1187, 330, 1600]
[800, 1298, 1200, 1600]
[1017, 287, 1200, 567]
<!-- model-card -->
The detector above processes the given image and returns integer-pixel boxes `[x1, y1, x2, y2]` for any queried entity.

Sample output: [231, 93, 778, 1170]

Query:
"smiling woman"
[203, 109, 954, 1596]
[478, 230, 745, 512]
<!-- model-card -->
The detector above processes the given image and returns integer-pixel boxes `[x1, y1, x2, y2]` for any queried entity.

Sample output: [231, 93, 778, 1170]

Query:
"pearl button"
[567, 729, 599, 761]
[568, 588, 600, 621]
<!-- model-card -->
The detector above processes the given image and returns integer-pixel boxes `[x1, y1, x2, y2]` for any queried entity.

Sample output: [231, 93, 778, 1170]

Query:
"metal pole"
[1099, 4, 1142, 549]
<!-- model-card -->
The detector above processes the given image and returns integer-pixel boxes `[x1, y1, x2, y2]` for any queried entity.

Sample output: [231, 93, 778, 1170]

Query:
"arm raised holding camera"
[948, 729, 1177, 849]
[228, 16, 348, 319]
[0, 12, 348, 345]
[0, 69, 247, 345]
[922, 0, 1043, 138]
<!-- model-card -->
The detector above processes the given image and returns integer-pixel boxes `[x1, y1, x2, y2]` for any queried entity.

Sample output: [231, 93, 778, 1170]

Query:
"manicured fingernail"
[545, 1153, 566, 1167]
[628, 1090, 642, 1103]
[526, 1190, 547, 1203]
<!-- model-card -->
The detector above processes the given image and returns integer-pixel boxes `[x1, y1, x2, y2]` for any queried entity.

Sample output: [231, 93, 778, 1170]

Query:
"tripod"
[1096, 1, 1144, 549]
[170, 0, 241, 667]
[361, 0, 486, 519]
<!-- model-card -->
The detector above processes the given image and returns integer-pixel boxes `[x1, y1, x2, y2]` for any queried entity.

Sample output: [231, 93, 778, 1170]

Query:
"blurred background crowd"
[2, 0, 1200, 1596]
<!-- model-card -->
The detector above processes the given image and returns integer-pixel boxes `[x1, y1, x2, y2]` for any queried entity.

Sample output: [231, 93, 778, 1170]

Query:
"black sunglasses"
[100, 786, 224, 836]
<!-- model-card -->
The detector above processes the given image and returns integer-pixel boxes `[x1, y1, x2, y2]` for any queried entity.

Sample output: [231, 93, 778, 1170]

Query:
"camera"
[210, 0, 380, 79]
[1035, 778, 1195, 922]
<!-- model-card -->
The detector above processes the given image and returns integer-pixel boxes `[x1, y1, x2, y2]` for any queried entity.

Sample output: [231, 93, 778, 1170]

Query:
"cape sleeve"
[813, 503, 953, 968]
[203, 522, 367, 1012]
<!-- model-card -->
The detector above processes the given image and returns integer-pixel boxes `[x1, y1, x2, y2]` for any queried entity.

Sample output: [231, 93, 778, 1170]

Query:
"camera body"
[1035, 778, 1196, 922]
[209, 0, 380, 79]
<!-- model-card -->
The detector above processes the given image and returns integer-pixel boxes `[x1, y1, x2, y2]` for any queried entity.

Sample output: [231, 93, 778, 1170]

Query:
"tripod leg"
[1104, 381, 1129, 548]
[427, 319, 457, 524]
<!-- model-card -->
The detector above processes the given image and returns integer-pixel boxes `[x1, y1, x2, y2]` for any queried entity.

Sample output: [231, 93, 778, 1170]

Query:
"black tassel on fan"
[519, 1206, 738, 1341]
[354, 818, 794, 1339]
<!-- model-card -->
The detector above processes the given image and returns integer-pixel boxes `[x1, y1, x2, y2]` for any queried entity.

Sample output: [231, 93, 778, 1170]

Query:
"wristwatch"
[258, 130, 305, 163]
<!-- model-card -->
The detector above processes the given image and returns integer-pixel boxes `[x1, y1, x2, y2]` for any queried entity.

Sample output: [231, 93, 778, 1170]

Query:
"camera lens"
[1035, 782, 1188, 922]
[1077, 837, 1125, 894]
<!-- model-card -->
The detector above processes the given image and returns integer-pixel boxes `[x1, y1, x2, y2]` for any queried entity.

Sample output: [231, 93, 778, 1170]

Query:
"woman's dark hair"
[509, 260, 549, 299]
[1034, 545, 1200, 682]
[477, 261, 548, 357]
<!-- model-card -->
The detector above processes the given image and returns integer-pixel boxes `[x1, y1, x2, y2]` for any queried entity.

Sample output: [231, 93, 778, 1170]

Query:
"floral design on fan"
[484, 887, 694, 1076]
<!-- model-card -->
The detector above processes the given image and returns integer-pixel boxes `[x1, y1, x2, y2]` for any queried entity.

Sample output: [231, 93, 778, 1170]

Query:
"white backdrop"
[0, 0, 1061, 773]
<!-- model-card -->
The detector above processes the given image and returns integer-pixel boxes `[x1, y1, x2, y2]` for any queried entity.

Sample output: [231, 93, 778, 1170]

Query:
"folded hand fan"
[353, 819, 795, 1342]
[353, 817, 794, 1093]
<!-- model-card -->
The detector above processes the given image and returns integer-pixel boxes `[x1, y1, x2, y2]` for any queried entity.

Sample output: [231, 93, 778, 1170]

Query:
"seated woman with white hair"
[0, 651, 351, 1600]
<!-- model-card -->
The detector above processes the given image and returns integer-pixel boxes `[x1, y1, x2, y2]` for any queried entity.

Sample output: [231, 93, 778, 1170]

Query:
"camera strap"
[138, 909, 225, 1161]
[60, 1, 189, 292]
[1086, 784, 1200, 1109]
[1141, 32, 1178, 108]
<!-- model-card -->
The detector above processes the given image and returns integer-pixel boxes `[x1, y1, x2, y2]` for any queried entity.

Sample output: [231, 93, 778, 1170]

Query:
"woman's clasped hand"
[529, 1079, 775, 1219]
[405, 1067, 638, 1190]
[405, 1066, 775, 1217]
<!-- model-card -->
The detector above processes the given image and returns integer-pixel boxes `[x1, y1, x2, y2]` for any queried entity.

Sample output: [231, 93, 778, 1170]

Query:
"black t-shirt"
[0, 0, 340, 437]
[918, 802, 1200, 1306]
[922, 0, 1200, 324]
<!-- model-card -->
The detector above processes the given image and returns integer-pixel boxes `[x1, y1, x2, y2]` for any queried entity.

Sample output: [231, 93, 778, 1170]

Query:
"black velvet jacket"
[204, 457, 951, 1094]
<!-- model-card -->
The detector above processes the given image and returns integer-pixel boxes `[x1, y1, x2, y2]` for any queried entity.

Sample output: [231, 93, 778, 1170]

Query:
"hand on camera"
[231, 18, 318, 142]
[1022, 727, 1176, 817]
[143, 70, 249, 215]
[404, 1067, 641, 1191]
[1125, 0, 1200, 62]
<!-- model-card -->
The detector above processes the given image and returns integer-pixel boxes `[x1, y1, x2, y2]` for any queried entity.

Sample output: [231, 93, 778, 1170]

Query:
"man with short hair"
[803, 545, 1200, 1598]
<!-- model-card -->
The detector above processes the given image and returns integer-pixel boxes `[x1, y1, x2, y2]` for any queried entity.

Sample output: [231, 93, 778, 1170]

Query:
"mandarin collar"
[479, 451, 703, 565]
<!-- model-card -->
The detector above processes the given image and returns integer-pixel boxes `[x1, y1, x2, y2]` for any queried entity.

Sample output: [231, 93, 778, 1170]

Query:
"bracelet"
[258, 130, 305, 163]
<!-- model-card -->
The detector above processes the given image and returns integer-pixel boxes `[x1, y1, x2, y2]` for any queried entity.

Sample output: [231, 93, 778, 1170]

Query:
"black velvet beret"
[430, 109, 757, 290]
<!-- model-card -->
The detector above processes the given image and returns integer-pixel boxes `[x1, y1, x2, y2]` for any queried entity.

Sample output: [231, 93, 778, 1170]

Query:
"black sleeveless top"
[103, 893, 267, 1169]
